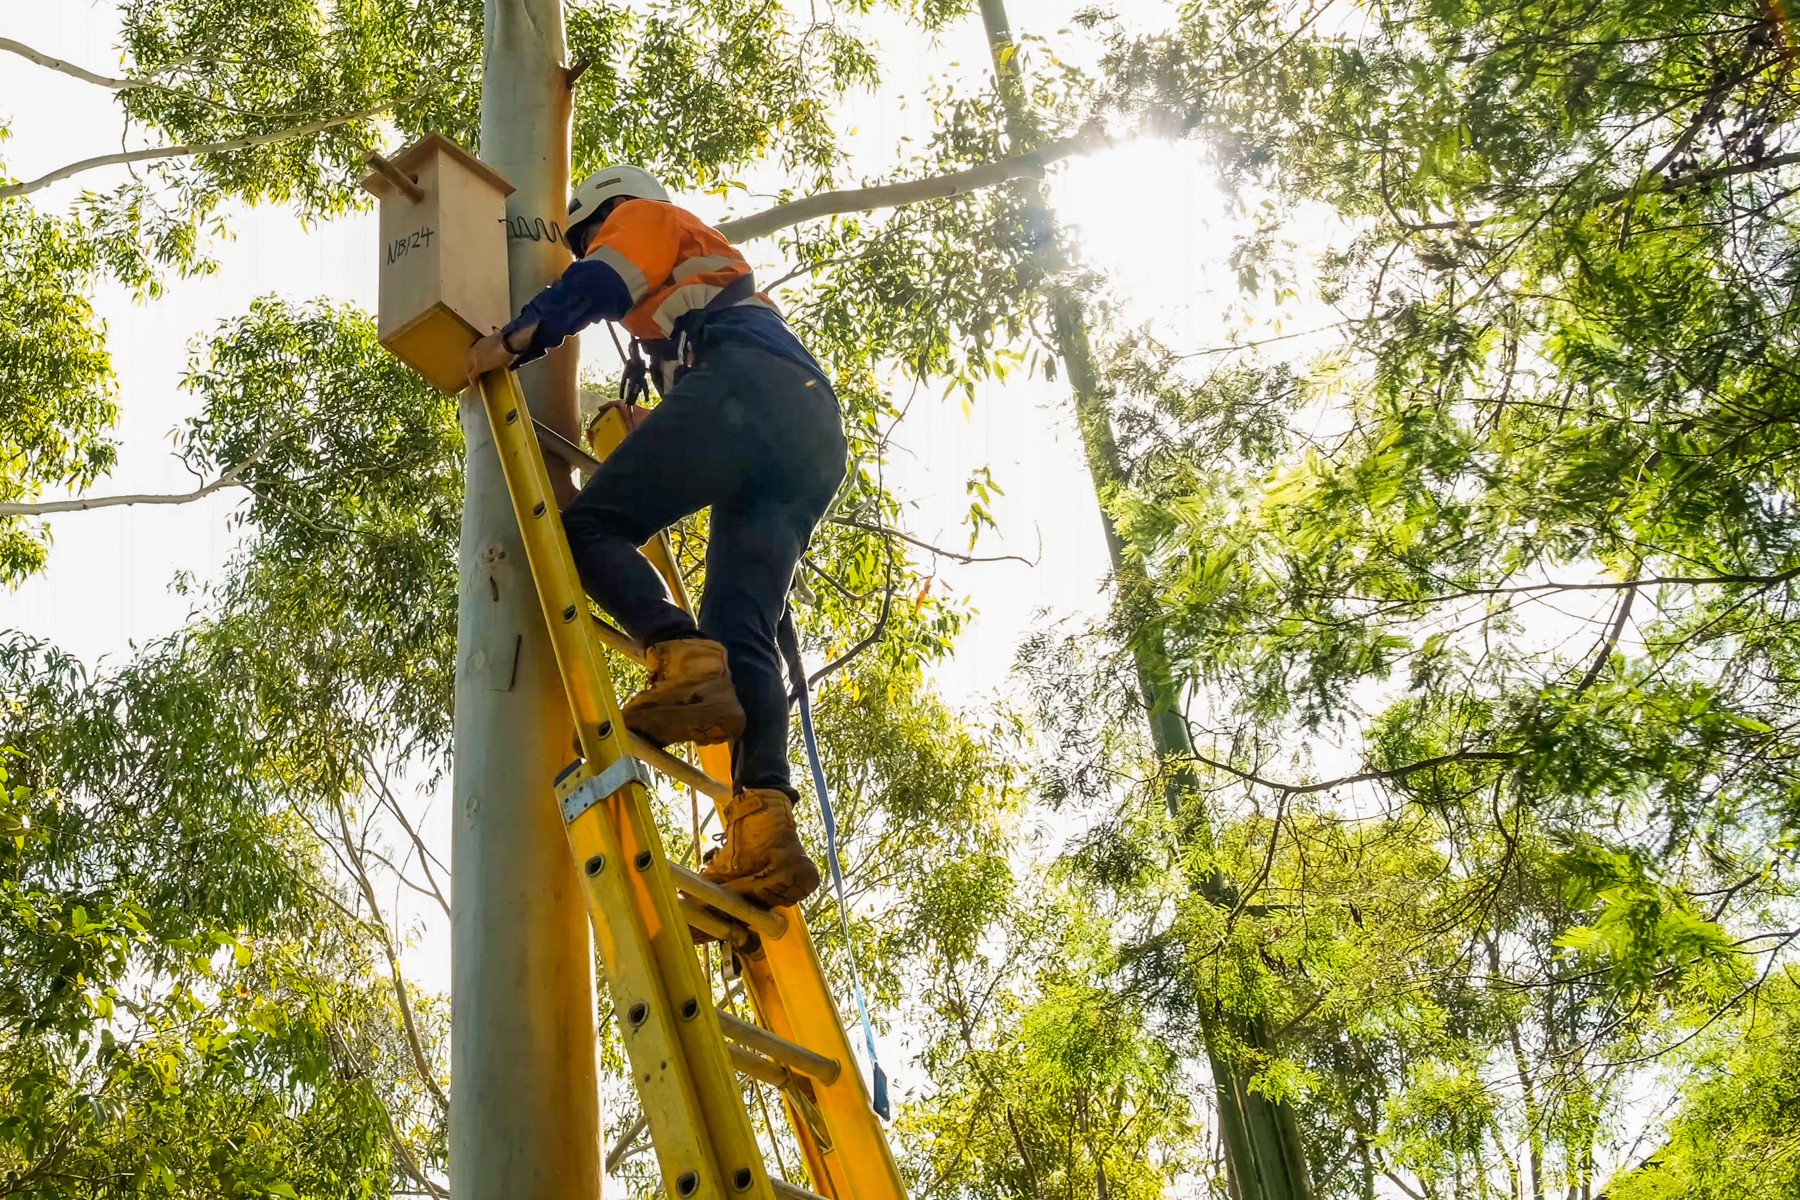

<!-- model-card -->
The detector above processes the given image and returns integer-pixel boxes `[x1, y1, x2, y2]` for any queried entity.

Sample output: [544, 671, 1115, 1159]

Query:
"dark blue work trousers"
[561, 338, 846, 796]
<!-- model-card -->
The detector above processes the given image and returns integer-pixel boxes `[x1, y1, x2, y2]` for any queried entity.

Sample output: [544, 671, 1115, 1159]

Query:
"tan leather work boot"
[622, 637, 746, 746]
[701, 788, 821, 907]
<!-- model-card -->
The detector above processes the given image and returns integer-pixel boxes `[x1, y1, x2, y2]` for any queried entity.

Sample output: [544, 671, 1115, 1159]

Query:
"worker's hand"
[464, 331, 517, 384]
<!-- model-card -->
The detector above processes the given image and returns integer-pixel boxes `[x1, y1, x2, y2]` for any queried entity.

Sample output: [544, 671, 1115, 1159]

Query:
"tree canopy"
[7, 0, 1800, 1198]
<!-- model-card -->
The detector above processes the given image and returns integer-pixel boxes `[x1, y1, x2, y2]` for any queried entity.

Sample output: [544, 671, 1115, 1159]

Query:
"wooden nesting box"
[361, 134, 515, 394]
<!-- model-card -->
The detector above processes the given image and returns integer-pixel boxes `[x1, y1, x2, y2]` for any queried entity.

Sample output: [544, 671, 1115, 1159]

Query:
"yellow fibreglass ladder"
[473, 365, 905, 1200]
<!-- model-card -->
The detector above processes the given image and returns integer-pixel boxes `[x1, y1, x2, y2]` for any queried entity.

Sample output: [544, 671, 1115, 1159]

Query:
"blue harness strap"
[776, 609, 891, 1121]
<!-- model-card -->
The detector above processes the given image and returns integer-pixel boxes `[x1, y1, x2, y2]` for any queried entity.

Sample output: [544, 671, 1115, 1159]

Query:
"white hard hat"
[567, 165, 670, 232]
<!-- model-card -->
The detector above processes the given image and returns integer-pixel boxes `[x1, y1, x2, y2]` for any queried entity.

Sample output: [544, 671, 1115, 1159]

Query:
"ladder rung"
[770, 1178, 827, 1200]
[718, 1011, 841, 1085]
[580, 614, 732, 801]
[726, 1041, 799, 1091]
[533, 416, 604, 475]
[679, 895, 756, 951]
[588, 614, 645, 663]
[669, 863, 788, 940]
[631, 734, 732, 801]
[579, 616, 732, 802]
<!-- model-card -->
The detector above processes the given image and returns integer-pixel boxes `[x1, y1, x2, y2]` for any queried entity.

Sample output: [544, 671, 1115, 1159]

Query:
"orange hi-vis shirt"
[505, 197, 819, 376]
[578, 198, 775, 341]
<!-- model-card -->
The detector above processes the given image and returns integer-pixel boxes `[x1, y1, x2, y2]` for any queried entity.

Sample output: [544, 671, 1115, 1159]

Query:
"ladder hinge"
[561, 755, 651, 824]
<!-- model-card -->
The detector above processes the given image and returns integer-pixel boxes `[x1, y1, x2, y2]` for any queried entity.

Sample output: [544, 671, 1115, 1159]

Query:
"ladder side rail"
[744, 913, 906, 1200]
[738, 952, 851, 1200]
[559, 766, 718, 1193]
[695, 741, 909, 1200]
[477, 368, 776, 1200]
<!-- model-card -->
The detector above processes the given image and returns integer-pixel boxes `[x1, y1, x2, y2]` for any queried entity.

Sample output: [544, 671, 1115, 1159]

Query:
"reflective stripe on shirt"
[654, 281, 738, 335]
[584, 244, 650, 304]
[672, 254, 739, 278]
[581, 200, 763, 341]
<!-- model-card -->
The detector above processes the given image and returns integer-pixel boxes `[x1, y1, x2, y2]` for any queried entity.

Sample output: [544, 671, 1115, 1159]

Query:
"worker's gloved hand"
[464, 321, 538, 385]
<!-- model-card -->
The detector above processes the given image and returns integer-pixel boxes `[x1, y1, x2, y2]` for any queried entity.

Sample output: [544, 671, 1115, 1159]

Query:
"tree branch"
[604, 1114, 652, 1173]
[1173, 321, 1354, 358]
[1348, 564, 1800, 613]
[374, 1090, 449, 1198]
[0, 442, 270, 516]
[359, 748, 451, 920]
[716, 132, 1105, 243]
[0, 101, 403, 199]
[0, 473, 245, 517]
[808, 543, 897, 687]
[829, 516, 1038, 565]
[1188, 746, 1523, 797]
[1595, 149, 1800, 205]
[803, 554, 882, 601]
[0, 37, 175, 90]
[331, 794, 450, 1116]
[1400, 151, 1800, 232]
[1572, 575, 1639, 696]
[1382, 1170, 1428, 1200]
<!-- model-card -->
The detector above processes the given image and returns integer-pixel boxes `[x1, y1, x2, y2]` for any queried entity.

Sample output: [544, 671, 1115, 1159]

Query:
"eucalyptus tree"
[0, 301, 459, 1196]
[985, 0, 1800, 1194]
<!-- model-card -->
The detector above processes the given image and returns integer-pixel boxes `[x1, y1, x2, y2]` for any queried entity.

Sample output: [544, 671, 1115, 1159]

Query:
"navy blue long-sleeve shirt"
[501, 198, 821, 377]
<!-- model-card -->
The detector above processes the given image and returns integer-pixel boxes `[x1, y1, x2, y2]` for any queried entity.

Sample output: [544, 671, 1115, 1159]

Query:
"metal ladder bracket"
[561, 754, 653, 823]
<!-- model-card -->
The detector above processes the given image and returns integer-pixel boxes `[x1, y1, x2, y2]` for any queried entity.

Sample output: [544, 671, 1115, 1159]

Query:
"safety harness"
[617, 271, 760, 405]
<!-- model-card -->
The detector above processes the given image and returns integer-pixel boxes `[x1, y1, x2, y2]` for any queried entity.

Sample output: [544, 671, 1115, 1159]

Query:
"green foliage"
[1609, 976, 1800, 1200]
[99, 0, 894, 274]
[0, 639, 433, 1198]
[1551, 835, 1746, 999]
[0, 193, 118, 583]
[1, 300, 456, 1194]
[120, 0, 483, 222]
[567, 0, 875, 193]
[802, 655, 1023, 981]
[786, 651, 1196, 1200]
[179, 298, 463, 765]
[896, 884, 1199, 1200]
[1009, 0, 1800, 1192]
[775, 49, 1096, 403]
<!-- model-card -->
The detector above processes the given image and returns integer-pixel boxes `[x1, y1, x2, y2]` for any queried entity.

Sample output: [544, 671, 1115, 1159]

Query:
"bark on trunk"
[450, 2, 599, 1196]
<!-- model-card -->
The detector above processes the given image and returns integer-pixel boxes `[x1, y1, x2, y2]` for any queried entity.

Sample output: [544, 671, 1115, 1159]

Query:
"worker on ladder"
[465, 165, 841, 908]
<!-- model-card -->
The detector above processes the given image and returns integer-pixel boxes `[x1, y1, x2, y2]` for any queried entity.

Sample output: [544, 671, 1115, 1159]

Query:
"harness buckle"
[619, 340, 651, 406]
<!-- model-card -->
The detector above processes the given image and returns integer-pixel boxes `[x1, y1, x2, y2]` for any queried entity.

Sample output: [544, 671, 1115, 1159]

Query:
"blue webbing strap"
[776, 610, 890, 1121]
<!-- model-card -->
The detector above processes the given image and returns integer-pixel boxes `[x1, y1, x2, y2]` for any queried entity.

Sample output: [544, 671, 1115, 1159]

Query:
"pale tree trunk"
[974, 5, 1314, 1199]
[451, 2, 600, 1196]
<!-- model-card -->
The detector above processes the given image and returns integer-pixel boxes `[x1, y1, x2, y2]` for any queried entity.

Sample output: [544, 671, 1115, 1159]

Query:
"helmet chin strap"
[563, 214, 600, 257]
[563, 196, 643, 257]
